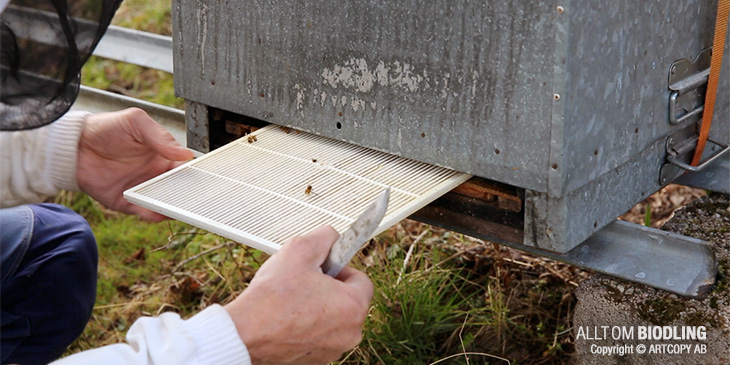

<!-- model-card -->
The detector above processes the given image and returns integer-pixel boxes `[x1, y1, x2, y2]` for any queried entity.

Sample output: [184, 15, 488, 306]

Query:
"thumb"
[278, 225, 340, 270]
[126, 108, 193, 161]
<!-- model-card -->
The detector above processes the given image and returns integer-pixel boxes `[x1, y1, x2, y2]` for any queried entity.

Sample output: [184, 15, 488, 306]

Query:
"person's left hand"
[77, 107, 193, 221]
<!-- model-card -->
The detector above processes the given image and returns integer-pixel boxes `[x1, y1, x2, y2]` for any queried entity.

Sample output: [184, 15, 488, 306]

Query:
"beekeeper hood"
[0, 0, 122, 130]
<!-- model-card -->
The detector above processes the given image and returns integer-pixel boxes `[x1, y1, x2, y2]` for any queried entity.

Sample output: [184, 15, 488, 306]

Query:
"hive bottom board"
[124, 125, 472, 254]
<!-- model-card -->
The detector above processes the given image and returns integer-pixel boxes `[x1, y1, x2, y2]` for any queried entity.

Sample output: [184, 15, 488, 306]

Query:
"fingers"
[279, 225, 340, 269]
[115, 200, 170, 222]
[337, 266, 375, 305]
[133, 207, 169, 222]
[124, 108, 193, 162]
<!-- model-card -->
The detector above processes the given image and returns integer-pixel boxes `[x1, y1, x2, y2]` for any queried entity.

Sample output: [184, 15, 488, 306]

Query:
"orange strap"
[691, 0, 730, 166]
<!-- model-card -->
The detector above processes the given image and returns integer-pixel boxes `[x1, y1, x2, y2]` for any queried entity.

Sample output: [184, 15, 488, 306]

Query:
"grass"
[81, 0, 183, 109]
[62, 192, 580, 364]
[57, 191, 264, 351]
[81, 56, 181, 108]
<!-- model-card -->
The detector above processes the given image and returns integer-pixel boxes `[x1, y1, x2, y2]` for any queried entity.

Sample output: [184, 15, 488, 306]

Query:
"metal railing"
[71, 25, 186, 145]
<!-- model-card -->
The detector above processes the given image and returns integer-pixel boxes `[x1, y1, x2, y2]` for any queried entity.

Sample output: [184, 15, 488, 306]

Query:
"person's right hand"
[224, 225, 374, 364]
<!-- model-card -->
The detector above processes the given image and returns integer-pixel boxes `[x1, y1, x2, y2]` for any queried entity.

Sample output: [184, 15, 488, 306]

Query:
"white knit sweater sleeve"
[0, 111, 89, 207]
[51, 304, 252, 365]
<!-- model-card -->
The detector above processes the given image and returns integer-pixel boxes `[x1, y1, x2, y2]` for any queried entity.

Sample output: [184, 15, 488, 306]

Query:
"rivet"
[557, 6, 565, 14]
[670, 65, 677, 74]
[553, 93, 561, 101]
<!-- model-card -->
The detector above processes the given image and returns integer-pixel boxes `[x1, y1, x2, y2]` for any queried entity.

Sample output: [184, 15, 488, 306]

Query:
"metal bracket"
[660, 124, 730, 185]
[531, 221, 717, 297]
[666, 138, 730, 173]
[668, 47, 712, 125]
[674, 149, 730, 194]
[557, 221, 716, 297]
[414, 196, 717, 297]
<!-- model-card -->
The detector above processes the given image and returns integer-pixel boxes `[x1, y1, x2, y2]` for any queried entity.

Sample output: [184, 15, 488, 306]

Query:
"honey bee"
[247, 135, 258, 143]
[280, 126, 291, 134]
[304, 185, 313, 195]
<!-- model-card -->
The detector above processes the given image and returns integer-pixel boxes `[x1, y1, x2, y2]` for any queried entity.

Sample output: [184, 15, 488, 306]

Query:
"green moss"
[602, 283, 627, 304]
[709, 296, 719, 310]
[638, 298, 684, 324]
[692, 199, 730, 216]
[636, 297, 719, 327]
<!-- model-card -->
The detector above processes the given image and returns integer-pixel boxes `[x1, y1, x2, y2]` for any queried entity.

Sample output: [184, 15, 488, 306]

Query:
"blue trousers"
[1, 204, 98, 364]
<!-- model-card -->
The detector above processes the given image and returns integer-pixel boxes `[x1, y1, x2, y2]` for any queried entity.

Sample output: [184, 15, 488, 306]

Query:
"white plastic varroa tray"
[124, 125, 471, 254]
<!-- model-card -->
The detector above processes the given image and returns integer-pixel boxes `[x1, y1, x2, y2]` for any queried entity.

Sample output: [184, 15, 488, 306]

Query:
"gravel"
[574, 193, 730, 364]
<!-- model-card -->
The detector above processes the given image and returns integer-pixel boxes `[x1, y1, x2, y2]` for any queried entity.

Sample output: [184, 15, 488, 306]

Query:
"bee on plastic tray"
[304, 185, 313, 195]
[247, 135, 257, 143]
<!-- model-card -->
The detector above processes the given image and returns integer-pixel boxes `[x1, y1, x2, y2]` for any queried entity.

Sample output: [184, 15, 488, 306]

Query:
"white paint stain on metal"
[375, 61, 388, 86]
[441, 72, 450, 99]
[471, 71, 479, 97]
[351, 97, 365, 111]
[322, 57, 428, 94]
[197, 3, 209, 73]
[294, 83, 305, 110]
[320, 92, 327, 107]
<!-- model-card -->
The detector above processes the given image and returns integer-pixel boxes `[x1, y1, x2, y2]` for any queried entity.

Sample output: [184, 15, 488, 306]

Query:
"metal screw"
[557, 6, 565, 14]
[553, 93, 561, 101]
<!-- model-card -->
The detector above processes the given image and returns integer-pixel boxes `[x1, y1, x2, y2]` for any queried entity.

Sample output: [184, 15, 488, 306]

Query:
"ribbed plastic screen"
[124, 125, 471, 253]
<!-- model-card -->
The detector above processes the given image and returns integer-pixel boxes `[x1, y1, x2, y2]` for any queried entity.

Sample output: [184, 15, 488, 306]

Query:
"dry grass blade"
[172, 241, 237, 272]
[428, 352, 511, 365]
[396, 229, 428, 286]
[459, 313, 470, 365]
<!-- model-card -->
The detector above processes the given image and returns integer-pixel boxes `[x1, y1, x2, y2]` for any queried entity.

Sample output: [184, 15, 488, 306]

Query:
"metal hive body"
[173, 0, 730, 252]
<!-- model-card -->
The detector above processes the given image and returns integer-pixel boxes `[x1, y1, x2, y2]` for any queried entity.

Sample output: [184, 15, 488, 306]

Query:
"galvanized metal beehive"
[172, 0, 730, 253]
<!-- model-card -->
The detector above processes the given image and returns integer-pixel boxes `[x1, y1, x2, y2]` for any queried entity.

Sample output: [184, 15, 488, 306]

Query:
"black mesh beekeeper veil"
[0, 0, 122, 131]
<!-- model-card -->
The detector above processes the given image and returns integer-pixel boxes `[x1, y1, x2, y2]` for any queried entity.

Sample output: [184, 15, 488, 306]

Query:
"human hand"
[225, 226, 374, 364]
[76, 107, 193, 221]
